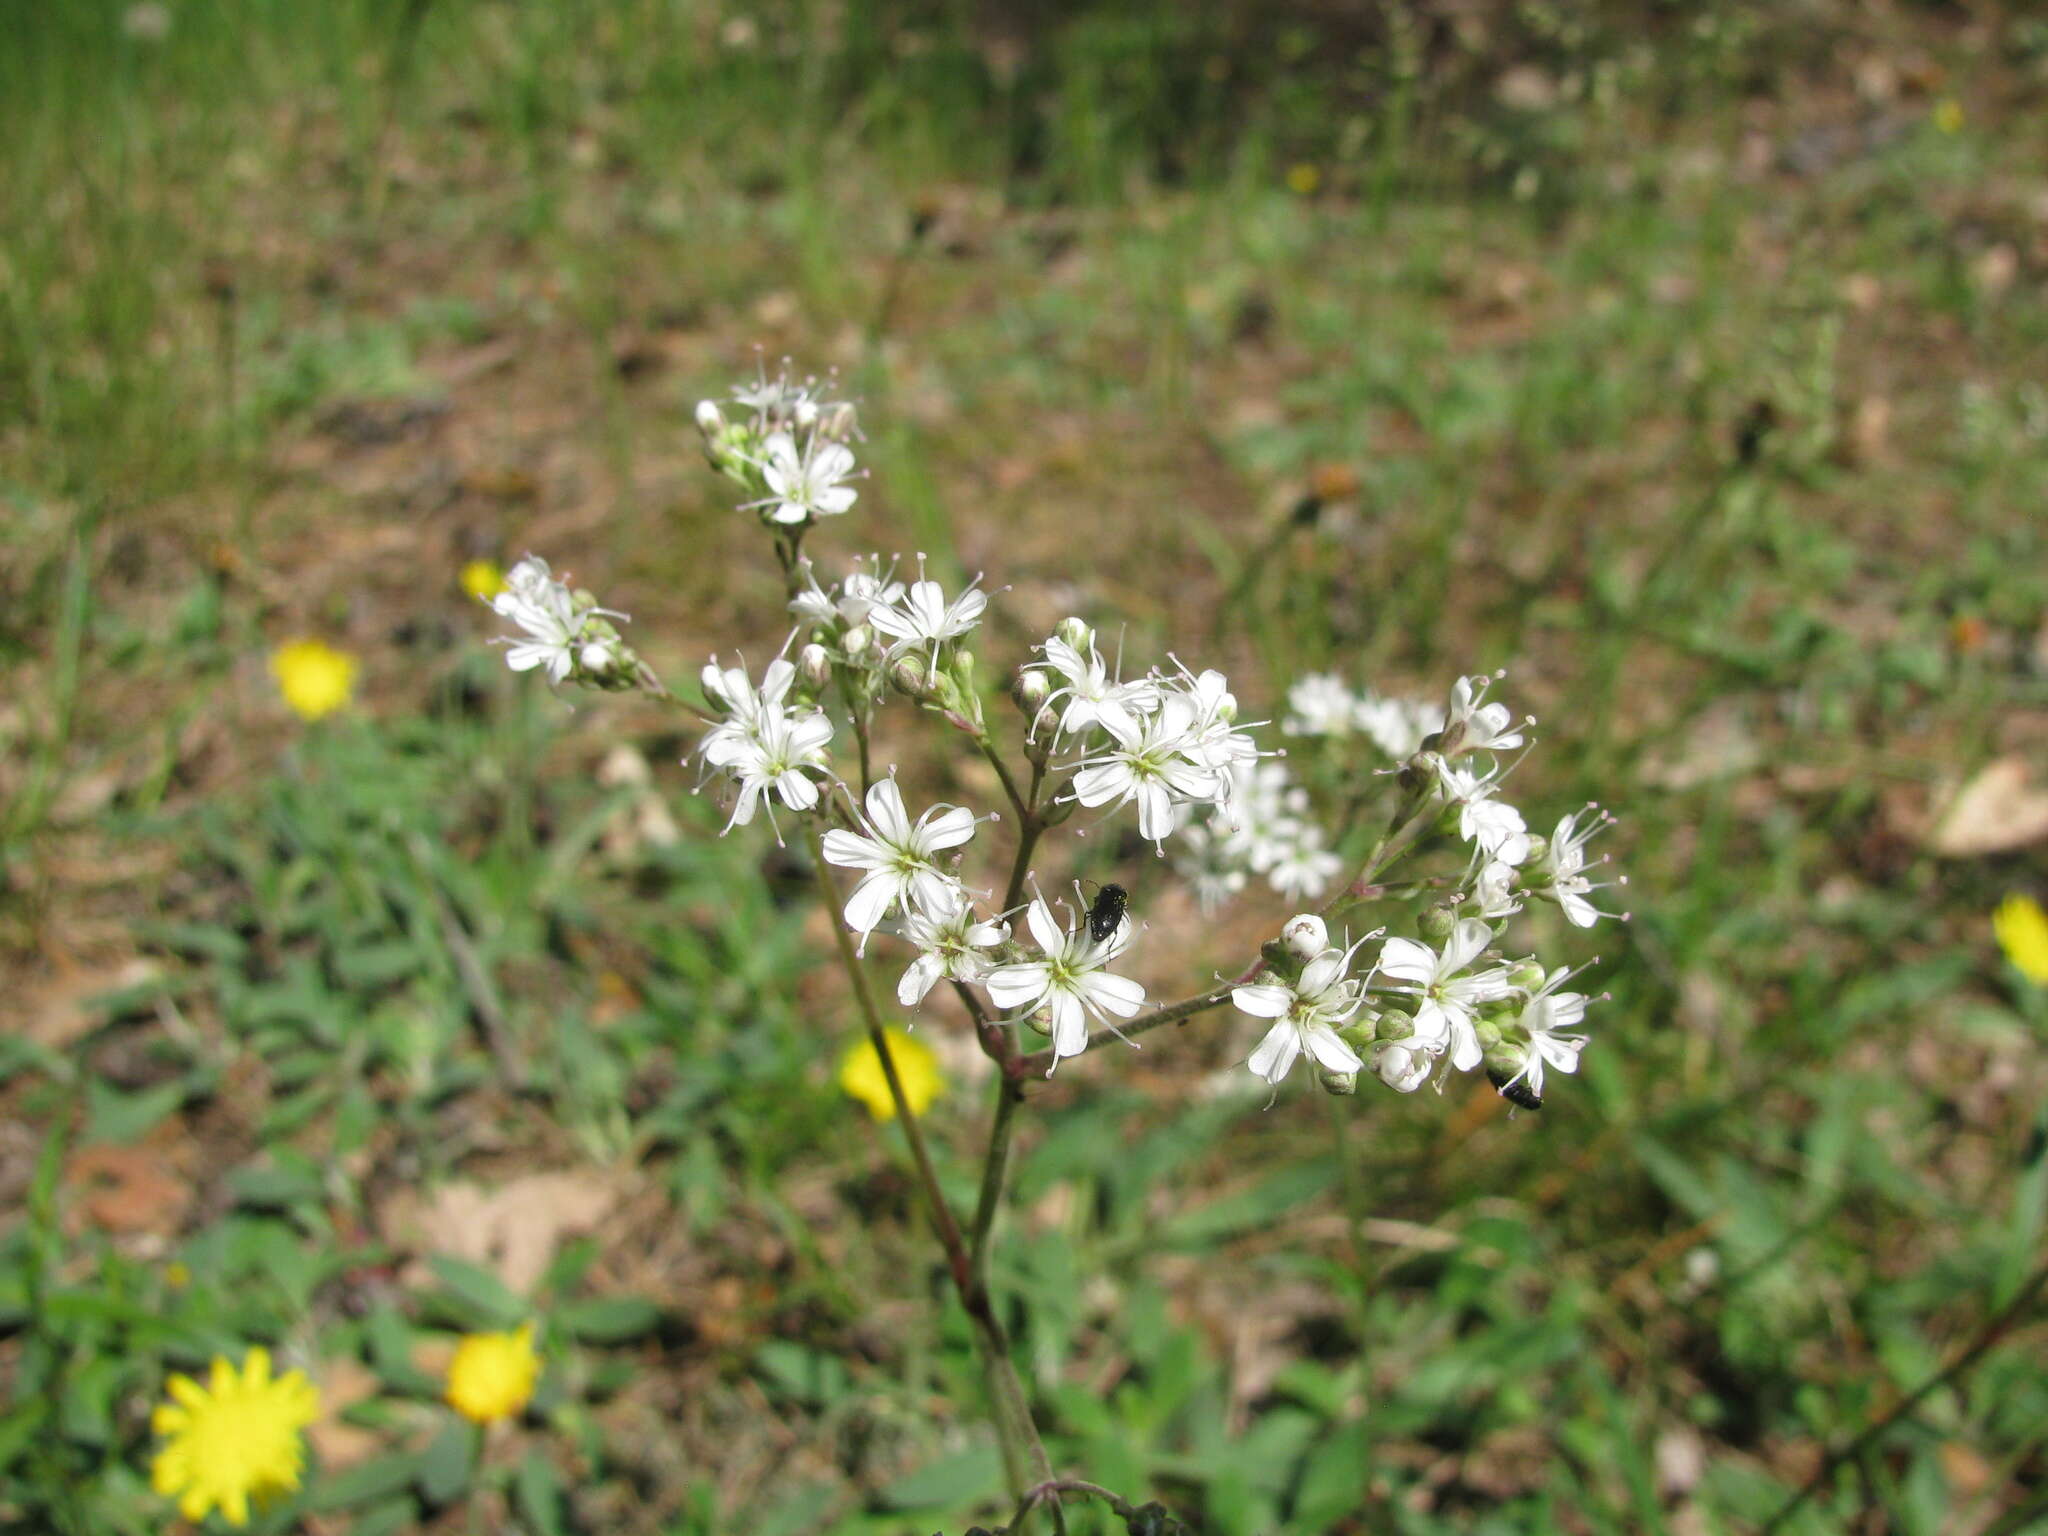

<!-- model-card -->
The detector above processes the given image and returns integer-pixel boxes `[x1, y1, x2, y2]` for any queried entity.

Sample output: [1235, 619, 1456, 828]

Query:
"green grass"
[4, 2, 2048, 1533]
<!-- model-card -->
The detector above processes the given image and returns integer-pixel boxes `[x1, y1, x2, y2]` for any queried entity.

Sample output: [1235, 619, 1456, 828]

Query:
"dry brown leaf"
[307, 1356, 384, 1471]
[66, 1142, 192, 1236]
[1927, 757, 2048, 856]
[23, 959, 152, 1048]
[379, 1171, 625, 1293]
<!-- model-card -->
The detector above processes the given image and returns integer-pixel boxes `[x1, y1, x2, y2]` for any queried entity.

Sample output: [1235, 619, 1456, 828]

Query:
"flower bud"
[1520, 834, 1549, 868]
[842, 624, 874, 660]
[1055, 616, 1093, 651]
[1280, 913, 1328, 959]
[1013, 666, 1052, 714]
[799, 642, 833, 692]
[693, 399, 725, 438]
[889, 654, 929, 697]
[1374, 1008, 1415, 1042]
[1375, 1042, 1432, 1093]
[1337, 1017, 1377, 1054]
[818, 401, 858, 440]
[793, 397, 819, 429]
[1508, 960, 1546, 993]
[1418, 902, 1458, 942]
[1473, 1014, 1503, 1051]
[579, 640, 615, 675]
[1317, 1066, 1358, 1097]
[1031, 704, 1061, 742]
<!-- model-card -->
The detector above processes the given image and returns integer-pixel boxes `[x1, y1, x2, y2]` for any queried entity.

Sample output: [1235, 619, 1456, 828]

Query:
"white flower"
[1374, 919, 1513, 1072]
[866, 576, 988, 663]
[701, 656, 796, 732]
[1069, 694, 1222, 846]
[1495, 969, 1593, 1105]
[1265, 829, 1343, 902]
[1232, 939, 1371, 1085]
[896, 892, 1009, 1007]
[1172, 821, 1249, 912]
[1472, 860, 1523, 919]
[1373, 1040, 1434, 1093]
[490, 557, 587, 683]
[984, 896, 1147, 1070]
[1171, 666, 1261, 779]
[699, 701, 834, 836]
[1284, 674, 1360, 737]
[789, 565, 906, 645]
[1437, 762, 1532, 866]
[1536, 807, 1625, 928]
[1036, 634, 1155, 740]
[1444, 673, 1525, 755]
[1355, 693, 1444, 759]
[818, 778, 978, 951]
[753, 431, 858, 524]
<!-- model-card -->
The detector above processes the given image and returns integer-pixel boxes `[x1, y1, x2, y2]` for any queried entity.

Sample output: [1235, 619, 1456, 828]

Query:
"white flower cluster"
[485, 556, 643, 688]
[696, 657, 835, 835]
[1232, 910, 1598, 1109]
[822, 780, 1145, 1070]
[1176, 760, 1343, 908]
[787, 554, 990, 728]
[482, 361, 1634, 1114]
[1222, 671, 1626, 1108]
[1283, 672, 1445, 759]
[693, 363, 861, 528]
[1020, 619, 1260, 849]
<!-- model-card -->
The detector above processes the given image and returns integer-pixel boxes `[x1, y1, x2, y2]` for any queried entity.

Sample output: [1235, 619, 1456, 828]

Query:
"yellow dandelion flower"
[1933, 99, 1963, 135]
[269, 638, 357, 721]
[1285, 162, 1322, 197]
[445, 1322, 540, 1424]
[460, 558, 507, 600]
[1994, 895, 2048, 987]
[151, 1346, 320, 1529]
[838, 1026, 943, 1122]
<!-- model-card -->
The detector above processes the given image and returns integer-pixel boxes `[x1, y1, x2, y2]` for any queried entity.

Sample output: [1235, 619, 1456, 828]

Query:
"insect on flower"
[1086, 882, 1130, 943]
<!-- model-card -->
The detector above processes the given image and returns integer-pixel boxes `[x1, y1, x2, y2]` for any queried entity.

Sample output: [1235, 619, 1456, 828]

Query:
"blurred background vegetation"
[4, 1, 2048, 1532]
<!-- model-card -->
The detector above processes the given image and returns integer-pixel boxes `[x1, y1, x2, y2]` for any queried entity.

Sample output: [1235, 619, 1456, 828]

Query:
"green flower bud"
[1375, 1008, 1416, 1042]
[1337, 1017, 1378, 1054]
[1055, 616, 1093, 651]
[889, 654, 929, 698]
[1508, 960, 1546, 993]
[1317, 1066, 1359, 1097]
[1418, 902, 1458, 942]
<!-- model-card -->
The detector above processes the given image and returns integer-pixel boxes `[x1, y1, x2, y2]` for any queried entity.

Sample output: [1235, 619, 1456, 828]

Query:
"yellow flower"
[269, 638, 357, 721]
[1285, 162, 1322, 197]
[838, 1026, 943, 1121]
[1933, 99, 1963, 135]
[1994, 895, 2048, 987]
[151, 1347, 320, 1528]
[445, 1322, 540, 1424]
[460, 558, 507, 600]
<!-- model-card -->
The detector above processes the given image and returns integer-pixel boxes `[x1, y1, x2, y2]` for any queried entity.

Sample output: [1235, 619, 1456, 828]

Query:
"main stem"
[804, 825, 1058, 1506]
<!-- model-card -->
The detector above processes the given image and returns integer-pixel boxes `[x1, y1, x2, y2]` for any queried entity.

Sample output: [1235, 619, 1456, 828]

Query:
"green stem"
[970, 1079, 1021, 1277]
[804, 825, 1056, 1504]
[977, 732, 1033, 820]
